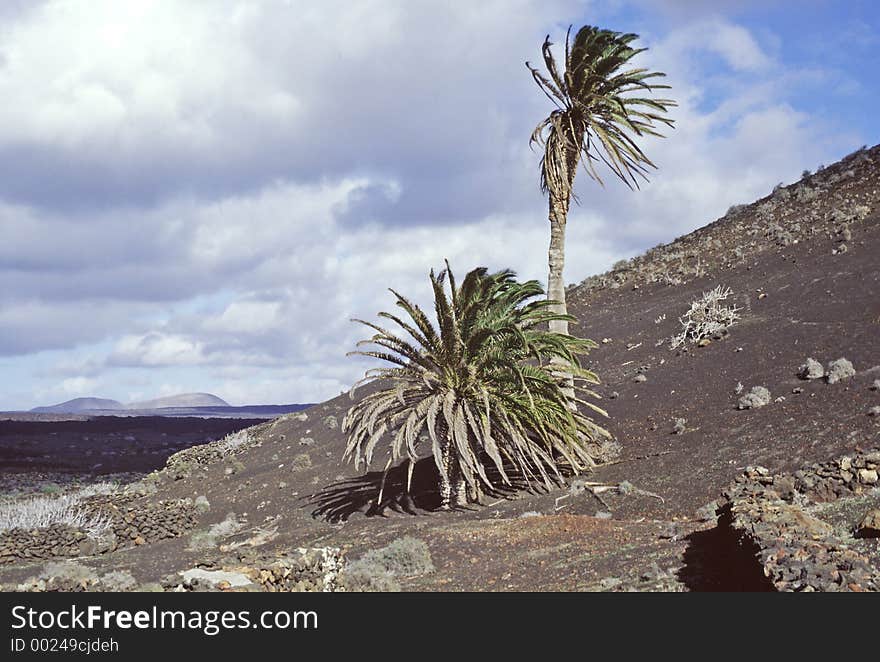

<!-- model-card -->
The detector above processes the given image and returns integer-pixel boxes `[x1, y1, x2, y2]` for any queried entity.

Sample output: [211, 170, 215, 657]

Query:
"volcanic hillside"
[2, 145, 878, 592]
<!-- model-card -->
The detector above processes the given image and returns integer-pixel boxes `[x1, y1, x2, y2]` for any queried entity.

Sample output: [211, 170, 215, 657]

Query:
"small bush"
[216, 430, 250, 455]
[44, 560, 97, 581]
[672, 418, 687, 435]
[291, 453, 312, 471]
[322, 415, 338, 430]
[341, 537, 433, 592]
[670, 285, 741, 349]
[187, 513, 242, 551]
[358, 537, 434, 577]
[100, 570, 138, 591]
[194, 495, 210, 514]
[340, 562, 400, 592]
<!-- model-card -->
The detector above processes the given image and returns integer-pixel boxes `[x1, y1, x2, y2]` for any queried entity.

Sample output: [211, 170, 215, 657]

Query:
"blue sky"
[0, 0, 877, 410]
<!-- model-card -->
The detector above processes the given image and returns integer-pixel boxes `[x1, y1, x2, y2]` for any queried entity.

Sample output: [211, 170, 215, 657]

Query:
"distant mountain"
[31, 397, 125, 414]
[24, 393, 310, 419]
[127, 393, 230, 409]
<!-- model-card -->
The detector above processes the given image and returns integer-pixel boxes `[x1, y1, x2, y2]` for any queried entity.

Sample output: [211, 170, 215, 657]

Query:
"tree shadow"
[308, 456, 530, 523]
[308, 457, 439, 522]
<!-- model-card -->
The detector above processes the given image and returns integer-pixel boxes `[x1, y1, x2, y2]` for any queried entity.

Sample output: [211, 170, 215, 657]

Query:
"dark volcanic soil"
[0, 416, 261, 476]
[2, 145, 879, 592]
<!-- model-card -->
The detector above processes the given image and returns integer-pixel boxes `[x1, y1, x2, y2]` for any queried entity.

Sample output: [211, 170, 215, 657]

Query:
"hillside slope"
[2, 145, 878, 592]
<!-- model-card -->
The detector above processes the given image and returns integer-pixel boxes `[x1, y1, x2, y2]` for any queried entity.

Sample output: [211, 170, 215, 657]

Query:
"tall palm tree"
[342, 263, 609, 510]
[527, 25, 676, 338]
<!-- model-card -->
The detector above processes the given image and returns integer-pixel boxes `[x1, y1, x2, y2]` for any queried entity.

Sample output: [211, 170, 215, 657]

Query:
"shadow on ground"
[678, 509, 774, 591]
[309, 456, 534, 522]
[309, 457, 441, 522]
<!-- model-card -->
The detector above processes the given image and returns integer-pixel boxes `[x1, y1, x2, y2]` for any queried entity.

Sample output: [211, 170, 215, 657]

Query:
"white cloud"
[110, 333, 206, 367]
[60, 376, 98, 396]
[204, 300, 283, 335]
[0, 1, 866, 408]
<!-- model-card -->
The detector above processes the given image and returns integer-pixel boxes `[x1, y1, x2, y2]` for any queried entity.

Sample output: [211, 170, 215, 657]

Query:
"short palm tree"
[342, 263, 609, 510]
[527, 25, 676, 337]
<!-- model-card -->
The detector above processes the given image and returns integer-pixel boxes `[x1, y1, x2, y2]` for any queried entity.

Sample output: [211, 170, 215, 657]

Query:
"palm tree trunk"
[451, 464, 468, 508]
[439, 439, 453, 510]
[438, 419, 468, 509]
[547, 192, 570, 334]
[548, 191, 575, 403]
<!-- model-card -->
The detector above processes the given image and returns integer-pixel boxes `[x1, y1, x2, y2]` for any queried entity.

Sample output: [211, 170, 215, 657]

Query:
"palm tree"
[527, 25, 676, 338]
[342, 263, 609, 510]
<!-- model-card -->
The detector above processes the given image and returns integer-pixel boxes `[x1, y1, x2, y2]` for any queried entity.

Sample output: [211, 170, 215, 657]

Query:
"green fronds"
[342, 264, 610, 502]
[527, 24, 676, 196]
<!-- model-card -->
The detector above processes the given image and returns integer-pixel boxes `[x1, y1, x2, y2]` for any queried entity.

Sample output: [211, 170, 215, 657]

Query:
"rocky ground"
[1, 145, 878, 592]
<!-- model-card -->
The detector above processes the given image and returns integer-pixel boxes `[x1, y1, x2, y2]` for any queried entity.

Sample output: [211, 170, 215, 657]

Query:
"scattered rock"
[738, 386, 771, 410]
[826, 358, 855, 384]
[856, 510, 880, 538]
[633, 374, 647, 383]
[694, 501, 718, 522]
[798, 358, 824, 380]
[858, 469, 878, 485]
[180, 568, 255, 590]
[639, 562, 666, 582]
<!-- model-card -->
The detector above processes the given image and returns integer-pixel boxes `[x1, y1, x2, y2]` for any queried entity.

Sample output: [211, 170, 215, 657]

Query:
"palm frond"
[343, 264, 611, 507]
[528, 24, 676, 194]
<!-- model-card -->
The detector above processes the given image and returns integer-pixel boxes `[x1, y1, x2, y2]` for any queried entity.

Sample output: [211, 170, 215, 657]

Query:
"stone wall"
[0, 495, 198, 565]
[722, 449, 880, 592]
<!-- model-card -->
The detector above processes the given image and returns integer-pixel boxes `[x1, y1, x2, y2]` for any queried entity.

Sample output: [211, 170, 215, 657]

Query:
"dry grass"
[0, 487, 114, 537]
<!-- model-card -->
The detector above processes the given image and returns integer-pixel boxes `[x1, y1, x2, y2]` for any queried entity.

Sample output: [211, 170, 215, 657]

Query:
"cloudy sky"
[1, 0, 877, 409]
